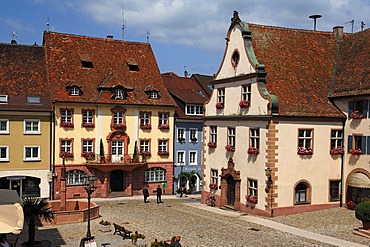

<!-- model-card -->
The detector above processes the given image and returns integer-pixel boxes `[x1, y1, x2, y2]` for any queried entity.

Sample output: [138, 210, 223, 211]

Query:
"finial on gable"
[231, 10, 241, 23]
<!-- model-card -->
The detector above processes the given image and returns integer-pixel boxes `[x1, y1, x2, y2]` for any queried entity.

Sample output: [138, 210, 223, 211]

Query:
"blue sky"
[0, 0, 369, 76]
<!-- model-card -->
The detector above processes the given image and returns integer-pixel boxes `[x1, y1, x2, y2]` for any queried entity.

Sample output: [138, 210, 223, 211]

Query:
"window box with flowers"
[158, 124, 169, 130]
[98, 220, 111, 232]
[239, 100, 250, 109]
[83, 122, 95, 128]
[247, 147, 259, 155]
[208, 142, 217, 148]
[209, 183, 218, 192]
[225, 145, 235, 152]
[158, 151, 169, 156]
[297, 147, 313, 155]
[60, 152, 73, 158]
[140, 124, 152, 130]
[61, 122, 74, 128]
[139, 151, 151, 156]
[215, 102, 224, 109]
[330, 147, 344, 155]
[350, 148, 363, 155]
[82, 152, 95, 160]
[246, 195, 258, 206]
[351, 110, 364, 119]
[113, 123, 126, 129]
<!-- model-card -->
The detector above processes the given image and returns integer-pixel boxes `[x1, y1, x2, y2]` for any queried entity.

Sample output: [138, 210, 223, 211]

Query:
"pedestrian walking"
[162, 181, 167, 195]
[143, 184, 149, 203]
[155, 185, 163, 204]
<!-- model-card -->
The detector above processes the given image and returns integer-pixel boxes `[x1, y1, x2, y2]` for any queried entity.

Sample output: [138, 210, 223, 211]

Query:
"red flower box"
[158, 124, 169, 129]
[351, 110, 364, 119]
[245, 195, 258, 204]
[113, 123, 126, 129]
[60, 152, 73, 158]
[83, 122, 95, 128]
[225, 145, 235, 152]
[61, 122, 74, 128]
[208, 142, 217, 148]
[215, 102, 224, 109]
[239, 100, 250, 108]
[297, 147, 313, 155]
[139, 151, 151, 156]
[247, 147, 259, 155]
[330, 148, 344, 155]
[158, 151, 169, 156]
[140, 124, 152, 130]
[209, 184, 218, 190]
[350, 148, 362, 155]
[82, 152, 95, 159]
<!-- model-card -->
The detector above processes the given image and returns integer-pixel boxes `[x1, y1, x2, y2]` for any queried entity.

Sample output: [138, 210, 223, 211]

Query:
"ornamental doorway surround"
[220, 158, 241, 210]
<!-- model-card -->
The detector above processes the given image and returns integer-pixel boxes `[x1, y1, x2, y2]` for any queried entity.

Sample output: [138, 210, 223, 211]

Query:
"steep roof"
[247, 23, 344, 118]
[329, 28, 370, 97]
[191, 73, 213, 96]
[162, 72, 209, 119]
[0, 43, 52, 111]
[43, 32, 175, 107]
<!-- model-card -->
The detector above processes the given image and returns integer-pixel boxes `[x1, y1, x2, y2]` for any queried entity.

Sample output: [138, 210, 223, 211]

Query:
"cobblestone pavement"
[10, 195, 370, 247]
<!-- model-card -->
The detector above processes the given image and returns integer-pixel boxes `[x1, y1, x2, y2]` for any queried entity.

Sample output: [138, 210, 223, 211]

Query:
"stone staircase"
[353, 228, 370, 239]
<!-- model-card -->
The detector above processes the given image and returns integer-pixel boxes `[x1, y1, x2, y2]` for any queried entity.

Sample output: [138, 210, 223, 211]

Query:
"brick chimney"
[333, 26, 344, 40]
[106, 35, 114, 40]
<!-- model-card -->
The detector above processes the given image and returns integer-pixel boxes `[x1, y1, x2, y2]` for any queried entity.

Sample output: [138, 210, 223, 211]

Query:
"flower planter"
[362, 221, 370, 230]
[99, 224, 111, 232]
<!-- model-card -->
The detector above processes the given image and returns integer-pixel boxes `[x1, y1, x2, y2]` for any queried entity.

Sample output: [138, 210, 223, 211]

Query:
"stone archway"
[220, 158, 241, 210]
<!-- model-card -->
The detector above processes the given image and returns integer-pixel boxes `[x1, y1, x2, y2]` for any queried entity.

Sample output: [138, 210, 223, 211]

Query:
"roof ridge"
[247, 22, 334, 35]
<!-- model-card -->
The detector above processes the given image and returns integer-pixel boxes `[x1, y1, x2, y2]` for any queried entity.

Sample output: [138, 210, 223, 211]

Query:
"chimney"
[10, 39, 17, 44]
[106, 35, 114, 40]
[333, 26, 344, 40]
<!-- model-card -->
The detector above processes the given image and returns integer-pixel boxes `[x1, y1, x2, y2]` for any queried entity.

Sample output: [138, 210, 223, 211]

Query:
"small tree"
[22, 197, 55, 245]
[355, 201, 370, 222]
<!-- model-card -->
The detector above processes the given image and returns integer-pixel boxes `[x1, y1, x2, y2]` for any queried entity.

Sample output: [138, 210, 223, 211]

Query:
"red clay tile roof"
[43, 32, 175, 107]
[248, 23, 344, 118]
[329, 28, 370, 97]
[162, 72, 209, 119]
[191, 74, 213, 97]
[0, 43, 52, 111]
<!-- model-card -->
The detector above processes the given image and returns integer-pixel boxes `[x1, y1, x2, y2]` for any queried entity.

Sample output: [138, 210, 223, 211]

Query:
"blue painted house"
[162, 72, 209, 193]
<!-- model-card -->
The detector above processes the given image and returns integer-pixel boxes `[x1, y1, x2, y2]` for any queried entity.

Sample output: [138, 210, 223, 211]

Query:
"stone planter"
[99, 224, 111, 232]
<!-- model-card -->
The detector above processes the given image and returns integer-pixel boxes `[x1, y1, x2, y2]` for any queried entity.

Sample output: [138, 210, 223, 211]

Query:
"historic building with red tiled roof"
[202, 11, 369, 216]
[162, 72, 209, 194]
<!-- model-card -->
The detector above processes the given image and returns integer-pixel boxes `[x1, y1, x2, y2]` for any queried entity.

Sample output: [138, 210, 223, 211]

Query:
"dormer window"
[69, 86, 80, 96]
[0, 95, 8, 104]
[150, 91, 158, 99]
[79, 54, 94, 69]
[27, 96, 40, 104]
[126, 58, 139, 71]
[114, 89, 124, 100]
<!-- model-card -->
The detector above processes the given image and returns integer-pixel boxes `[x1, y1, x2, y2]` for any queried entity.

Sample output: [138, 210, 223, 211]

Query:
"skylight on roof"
[195, 90, 204, 96]
[27, 96, 40, 104]
[79, 54, 94, 68]
[0, 95, 8, 104]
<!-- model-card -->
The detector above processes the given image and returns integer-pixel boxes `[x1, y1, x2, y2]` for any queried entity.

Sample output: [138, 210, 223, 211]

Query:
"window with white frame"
[228, 127, 236, 146]
[248, 179, 258, 197]
[82, 110, 94, 125]
[0, 95, 8, 103]
[0, 119, 9, 134]
[140, 112, 151, 127]
[186, 104, 203, 115]
[241, 85, 251, 102]
[210, 126, 217, 144]
[190, 128, 197, 142]
[66, 170, 87, 185]
[298, 129, 313, 149]
[82, 139, 94, 153]
[27, 96, 40, 104]
[177, 128, 185, 142]
[189, 151, 197, 165]
[24, 119, 40, 134]
[140, 139, 150, 153]
[70, 87, 80, 96]
[114, 89, 124, 99]
[217, 88, 225, 103]
[144, 167, 166, 182]
[177, 151, 185, 165]
[330, 129, 343, 149]
[0, 146, 9, 161]
[295, 182, 309, 204]
[61, 140, 72, 154]
[149, 91, 158, 99]
[61, 109, 73, 124]
[113, 112, 123, 124]
[158, 140, 168, 152]
[250, 129, 260, 149]
[24, 146, 40, 161]
[211, 169, 218, 186]
[159, 112, 169, 126]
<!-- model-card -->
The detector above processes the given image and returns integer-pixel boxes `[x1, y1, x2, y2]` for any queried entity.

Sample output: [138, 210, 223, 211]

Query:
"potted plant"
[350, 148, 363, 155]
[99, 220, 111, 232]
[209, 183, 218, 192]
[297, 147, 313, 155]
[351, 110, 364, 119]
[215, 102, 224, 109]
[347, 200, 357, 210]
[83, 122, 95, 128]
[22, 197, 55, 247]
[355, 201, 370, 230]
[158, 124, 169, 129]
[60, 121, 74, 128]
[239, 100, 250, 108]
[151, 239, 165, 247]
[113, 123, 126, 129]
[208, 142, 217, 148]
[225, 145, 235, 152]
[140, 124, 152, 129]
[247, 147, 259, 155]
[131, 231, 145, 244]
[330, 147, 345, 155]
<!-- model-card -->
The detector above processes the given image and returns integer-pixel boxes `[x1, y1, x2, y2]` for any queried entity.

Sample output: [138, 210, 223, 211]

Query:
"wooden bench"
[113, 223, 132, 239]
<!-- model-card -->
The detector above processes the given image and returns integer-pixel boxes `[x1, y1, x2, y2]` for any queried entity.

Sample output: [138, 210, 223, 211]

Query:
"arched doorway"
[110, 170, 124, 192]
[226, 175, 236, 206]
[189, 175, 198, 193]
[220, 158, 241, 210]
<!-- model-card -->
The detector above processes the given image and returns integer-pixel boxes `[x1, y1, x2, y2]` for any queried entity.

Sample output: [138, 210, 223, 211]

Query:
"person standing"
[156, 184, 163, 204]
[162, 181, 167, 195]
[143, 184, 149, 203]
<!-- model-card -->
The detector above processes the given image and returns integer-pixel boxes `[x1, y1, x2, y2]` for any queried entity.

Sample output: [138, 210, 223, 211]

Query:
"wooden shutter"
[348, 101, 354, 119]
[347, 135, 352, 152]
[363, 100, 369, 118]
[362, 136, 367, 154]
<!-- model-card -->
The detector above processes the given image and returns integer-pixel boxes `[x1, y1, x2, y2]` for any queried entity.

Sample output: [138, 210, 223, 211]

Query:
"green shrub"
[355, 201, 370, 221]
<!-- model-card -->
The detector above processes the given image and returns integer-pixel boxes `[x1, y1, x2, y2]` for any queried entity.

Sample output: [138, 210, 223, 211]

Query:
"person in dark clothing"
[143, 184, 149, 203]
[156, 185, 163, 204]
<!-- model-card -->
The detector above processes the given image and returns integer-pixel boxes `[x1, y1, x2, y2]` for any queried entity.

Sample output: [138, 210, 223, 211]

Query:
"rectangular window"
[210, 126, 217, 144]
[0, 119, 9, 134]
[27, 96, 40, 104]
[177, 151, 185, 165]
[349, 100, 368, 119]
[113, 112, 123, 124]
[158, 140, 168, 152]
[60, 139, 73, 157]
[24, 119, 40, 134]
[211, 169, 218, 186]
[60, 109, 74, 127]
[190, 128, 197, 142]
[159, 112, 169, 126]
[149, 91, 158, 99]
[177, 128, 185, 142]
[250, 128, 260, 149]
[0, 146, 9, 161]
[24, 146, 40, 161]
[217, 88, 225, 103]
[82, 139, 94, 153]
[331, 130, 343, 149]
[228, 127, 236, 146]
[241, 85, 251, 102]
[189, 151, 197, 165]
[140, 112, 151, 127]
[185, 105, 203, 115]
[0, 95, 8, 103]
[248, 179, 258, 197]
[140, 139, 150, 153]
[82, 110, 94, 127]
[329, 180, 340, 202]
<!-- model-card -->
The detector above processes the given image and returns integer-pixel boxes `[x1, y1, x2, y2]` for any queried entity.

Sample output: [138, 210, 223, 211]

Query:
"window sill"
[24, 132, 41, 135]
[23, 159, 41, 162]
[294, 202, 311, 205]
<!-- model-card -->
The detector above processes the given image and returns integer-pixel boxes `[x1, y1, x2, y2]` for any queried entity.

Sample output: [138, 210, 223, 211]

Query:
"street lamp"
[80, 174, 97, 246]
[265, 167, 273, 217]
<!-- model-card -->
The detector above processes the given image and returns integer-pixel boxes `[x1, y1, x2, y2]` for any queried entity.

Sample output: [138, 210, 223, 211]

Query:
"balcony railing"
[84, 153, 148, 164]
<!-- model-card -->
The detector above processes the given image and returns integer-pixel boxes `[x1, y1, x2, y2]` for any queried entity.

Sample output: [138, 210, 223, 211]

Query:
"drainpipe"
[339, 119, 345, 207]
[50, 102, 56, 200]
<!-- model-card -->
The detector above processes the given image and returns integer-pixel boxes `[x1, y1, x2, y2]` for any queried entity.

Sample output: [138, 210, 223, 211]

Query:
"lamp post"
[80, 174, 97, 246]
[265, 167, 273, 217]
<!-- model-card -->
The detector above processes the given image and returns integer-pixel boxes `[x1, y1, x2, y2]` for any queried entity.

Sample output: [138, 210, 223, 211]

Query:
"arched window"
[144, 168, 166, 182]
[66, 170, 87, 186]
[295, 182, 310, 204]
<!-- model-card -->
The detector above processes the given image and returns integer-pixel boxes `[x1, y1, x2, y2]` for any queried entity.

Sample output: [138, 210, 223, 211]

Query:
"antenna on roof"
[184, 66, 188, 77]
[345, 19, 354, 33]
[361, 21, 366, 31]
[146, 30, 150, 43]
[46, 16, 50, 32]
[309, 14, 322, 31]
[121, 5, 126, 40]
